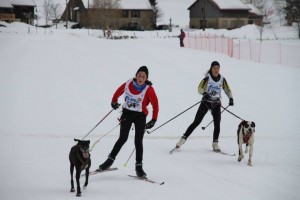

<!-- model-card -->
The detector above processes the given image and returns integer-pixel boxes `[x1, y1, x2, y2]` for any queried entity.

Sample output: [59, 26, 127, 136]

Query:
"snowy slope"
[0, 23, 300, 200]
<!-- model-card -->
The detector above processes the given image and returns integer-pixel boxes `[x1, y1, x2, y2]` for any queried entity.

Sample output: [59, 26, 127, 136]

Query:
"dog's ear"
[251, 122, 256, 127]
[87, 140, 90, 145]
[242, 120, 247, 126]
[74, 138, 80, 142]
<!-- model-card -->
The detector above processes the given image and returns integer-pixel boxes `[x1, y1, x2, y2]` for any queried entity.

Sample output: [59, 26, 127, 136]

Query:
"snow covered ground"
[1, 21, 300, 200]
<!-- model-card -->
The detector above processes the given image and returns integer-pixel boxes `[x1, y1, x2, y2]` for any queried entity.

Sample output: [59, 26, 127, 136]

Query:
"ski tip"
[160, 182, 165, 185]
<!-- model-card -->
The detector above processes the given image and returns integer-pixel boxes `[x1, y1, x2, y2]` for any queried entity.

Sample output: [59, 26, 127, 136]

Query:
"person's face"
[136, 71, 147, 85]
[211, 65, 220, 77]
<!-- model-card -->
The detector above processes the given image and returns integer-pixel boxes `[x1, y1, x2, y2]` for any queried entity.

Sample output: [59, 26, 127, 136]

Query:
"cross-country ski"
[210, 150, 236, 156]
[128, 175, 165, 185]
[81, 167, 118, 176]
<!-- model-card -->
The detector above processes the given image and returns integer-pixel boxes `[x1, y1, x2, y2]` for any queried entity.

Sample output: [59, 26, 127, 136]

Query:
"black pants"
[180, 39, 184, 47]
[183, 101, 221, 142]
[109, 109, 146, 163]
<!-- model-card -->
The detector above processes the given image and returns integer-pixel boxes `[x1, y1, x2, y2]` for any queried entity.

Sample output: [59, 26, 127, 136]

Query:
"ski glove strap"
[145, 119, 156, 130]
[229, 98, 234, 106]
[202, 92, 211, 101]
[111, 102, 121, 110]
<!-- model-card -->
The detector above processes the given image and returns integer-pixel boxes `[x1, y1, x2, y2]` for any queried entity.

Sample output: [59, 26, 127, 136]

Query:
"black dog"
[69, 139, 91, 197]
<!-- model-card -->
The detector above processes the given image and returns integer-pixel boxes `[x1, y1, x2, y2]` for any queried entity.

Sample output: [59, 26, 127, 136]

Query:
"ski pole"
[123, 129, 146, 167]
[147, 100, 202, 134]
[221, 105, 244, 121]
[123, 147, 135, 167]
[82, 108, 114, 140]
[201, 105, 229, 130]
[89, 123, 120, 152]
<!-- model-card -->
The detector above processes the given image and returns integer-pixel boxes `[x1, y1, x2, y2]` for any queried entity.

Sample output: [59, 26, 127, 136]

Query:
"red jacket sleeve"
[144, 86, 159, 120]
[111, 82, 126, 103]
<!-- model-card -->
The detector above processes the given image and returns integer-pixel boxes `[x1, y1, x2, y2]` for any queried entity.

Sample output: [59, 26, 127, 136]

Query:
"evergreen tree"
[284, 0, 300, 37]
[149, 0, 163, 29]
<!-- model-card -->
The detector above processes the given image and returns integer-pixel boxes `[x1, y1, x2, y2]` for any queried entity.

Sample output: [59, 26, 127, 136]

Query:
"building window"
[222, 20, 227, 28]
[122, 10, 129, 18]
[131, 10, 140, 18]
[231, 20, 237, 28]
[238, 20, 244, 27]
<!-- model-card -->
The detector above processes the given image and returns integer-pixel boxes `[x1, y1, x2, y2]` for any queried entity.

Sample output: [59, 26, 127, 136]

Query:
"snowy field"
[1, 21, 300, 200]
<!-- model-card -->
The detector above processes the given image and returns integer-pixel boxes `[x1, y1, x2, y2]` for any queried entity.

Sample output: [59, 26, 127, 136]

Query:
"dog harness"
[123, 79, 149, 112]
[238, 122, 253, 144]
[243, 130, 252, 144]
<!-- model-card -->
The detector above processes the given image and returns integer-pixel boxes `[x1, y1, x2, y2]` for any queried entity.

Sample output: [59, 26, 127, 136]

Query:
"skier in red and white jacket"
[98, 66, 159, 178]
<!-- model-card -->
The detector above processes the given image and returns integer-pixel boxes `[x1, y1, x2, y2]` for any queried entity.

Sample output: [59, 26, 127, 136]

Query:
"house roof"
[212, 0, 249, 10]
[0, 0, 13, 8]
[80, 0, 151, 10]
[188, 0, 249, 10]
[121, 0, 151, 10]
[246, 3, 263, 15]
[0, 0, 36, 8]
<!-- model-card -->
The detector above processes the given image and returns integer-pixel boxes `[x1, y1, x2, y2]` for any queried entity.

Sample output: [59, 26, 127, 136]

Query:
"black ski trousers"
[109, 109, 146, 163]
[183, 101, 221, 142]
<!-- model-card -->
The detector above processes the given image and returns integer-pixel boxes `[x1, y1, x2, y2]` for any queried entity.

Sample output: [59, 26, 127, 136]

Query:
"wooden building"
[188, 0, 257, 30]
[61, 0, 155, 30]
[0, 0, 35, 24]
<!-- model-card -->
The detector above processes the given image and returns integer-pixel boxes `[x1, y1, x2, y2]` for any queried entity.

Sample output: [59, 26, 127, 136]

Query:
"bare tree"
[43, 0, 53, 26]
[42, 0, 62, 27]
[51, 4, 62, 29]
[91, 0, 121, 31]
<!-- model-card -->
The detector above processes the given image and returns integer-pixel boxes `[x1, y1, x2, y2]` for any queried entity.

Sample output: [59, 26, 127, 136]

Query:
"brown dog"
[237, 121, 255, 166]
[69, 139, 91, 197]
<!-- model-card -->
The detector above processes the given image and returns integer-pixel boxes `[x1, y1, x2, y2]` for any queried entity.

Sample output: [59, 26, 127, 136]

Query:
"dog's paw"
[70, 188, 75, 192]
[238, 155, 244, 162]
[248, 160, 252, 166]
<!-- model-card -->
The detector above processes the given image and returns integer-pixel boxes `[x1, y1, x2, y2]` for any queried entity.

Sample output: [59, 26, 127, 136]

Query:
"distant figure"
[179, 29, 185, 47]
[106, 28, 112, 38]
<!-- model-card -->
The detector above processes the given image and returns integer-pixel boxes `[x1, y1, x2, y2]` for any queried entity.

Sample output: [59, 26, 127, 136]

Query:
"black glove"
[145, 119, 156, 129]
[229, 98, 234, 106]
[111, 102, 121, 110]
[202, 92, 211, 101]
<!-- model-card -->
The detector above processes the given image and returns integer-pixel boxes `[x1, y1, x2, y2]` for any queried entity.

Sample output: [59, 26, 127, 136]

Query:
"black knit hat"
[136, 66, 149, 77]
[211, 61, 220, 69]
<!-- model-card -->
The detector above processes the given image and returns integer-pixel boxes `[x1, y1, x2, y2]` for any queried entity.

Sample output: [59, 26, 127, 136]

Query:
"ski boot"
[135, 162, 147, 178]
[98, 154, 115, 171]
[212, 141, 221, 152]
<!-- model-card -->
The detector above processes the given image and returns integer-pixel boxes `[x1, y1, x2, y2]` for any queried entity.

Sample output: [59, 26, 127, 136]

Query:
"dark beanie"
[136, 66, 149, 77]
[211, 61, 220, 69]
